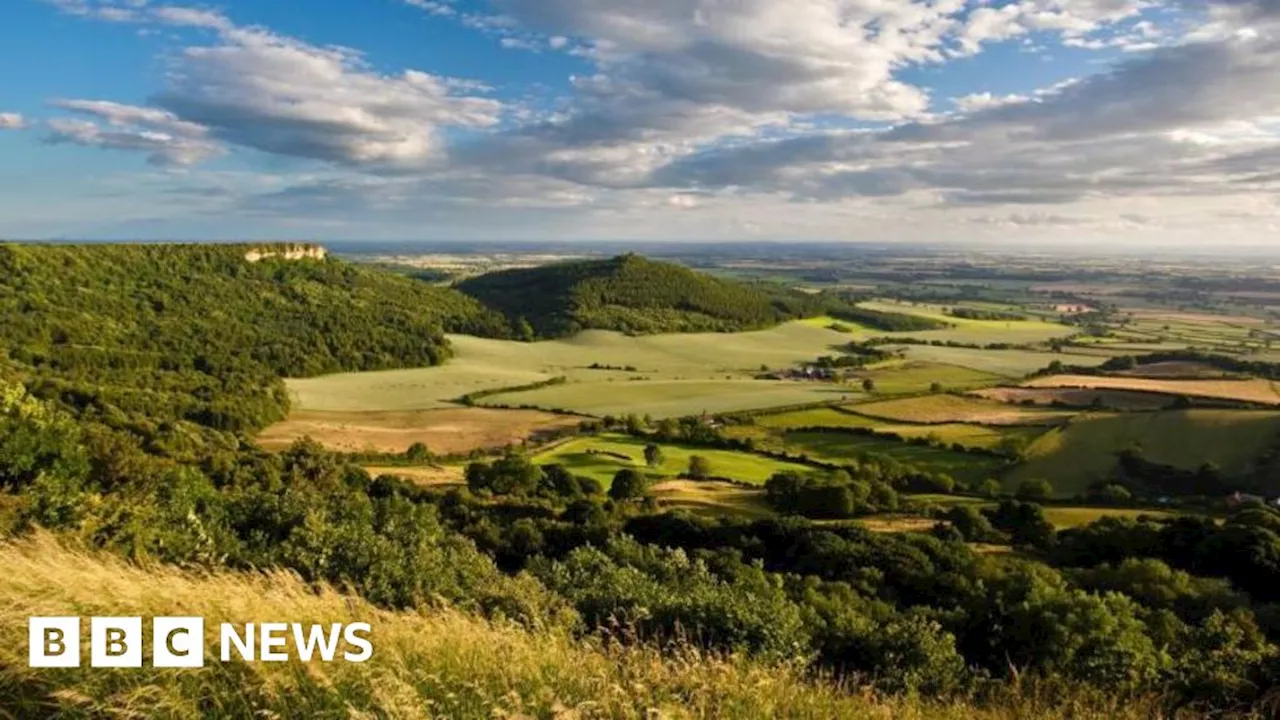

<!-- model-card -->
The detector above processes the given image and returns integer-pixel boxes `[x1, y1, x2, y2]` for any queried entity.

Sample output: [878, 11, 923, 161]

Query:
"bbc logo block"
[29, 617, 80, 668]
[29, 616, 204, 668]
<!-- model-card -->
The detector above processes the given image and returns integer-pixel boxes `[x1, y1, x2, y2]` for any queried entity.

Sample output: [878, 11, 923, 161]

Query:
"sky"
[0, 0, 1278, 245]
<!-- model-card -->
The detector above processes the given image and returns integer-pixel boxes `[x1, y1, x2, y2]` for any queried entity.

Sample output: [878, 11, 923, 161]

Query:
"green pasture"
[481, 379, 856, 419]
[532, 434, 816, 486]
[777, 431, 1008, 484]
[854, 363, 1003, 395]
[752, 403, 1048, 451]
[894, 345, 1109, 377]
[287, 322, 853, 412]
[1008, 409, 1280, 496]
[856, 300, 1076, 345]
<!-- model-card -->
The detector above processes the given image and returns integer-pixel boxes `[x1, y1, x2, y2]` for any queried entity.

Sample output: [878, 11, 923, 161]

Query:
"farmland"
[259, 408, 580, 454]
[531, 434, 815, 486]
[855, 300, 1077, 344]
[971, 387, 1191, 411]
[892, 344, 1110, 377]
[852, 362, 1003, 394]
[747, 404, 1046, 452]
[852, 394, 1073, 426]
[774, 431, 1007, 484]
[1021, 374, 1280, 405]
[479, 378, 852, 419]
[1007, 410, 1280, 495]
[285, 322, 855, 414]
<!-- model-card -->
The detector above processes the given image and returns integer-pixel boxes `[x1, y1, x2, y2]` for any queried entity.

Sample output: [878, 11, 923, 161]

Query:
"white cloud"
[0, 113, 27, 130]
[154, 26, 505, 169]
[951, 93, 1031, 113]
[956, 0, 1154, 54]
[45, 100, 222, 165]
[39, 8, 506, 170]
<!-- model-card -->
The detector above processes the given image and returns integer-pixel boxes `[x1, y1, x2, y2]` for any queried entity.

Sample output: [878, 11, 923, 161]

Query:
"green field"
[856, 300, 1077, 345]
[854, 362, 1004, 395]
[532, 434, 815, 486]
[287, 323, 854, 413]
[777, 431, 1007, 484]
[752, 404, 1047, 451]
[894, 345, 1109, 377]
[1008, 409, 1280, 496]
[481, 379, 854, 419]
[754, 407, 882, 430]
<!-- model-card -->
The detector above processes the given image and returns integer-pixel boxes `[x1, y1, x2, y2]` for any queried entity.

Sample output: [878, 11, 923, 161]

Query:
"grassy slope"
[895, 345, 1110, 377]
[287, 322, 855, 413]
[481, 379, 851, 419]
[1009, 410, 1280, 495]
[854, 363, 1004, 394]
[775, 431, 1007, 484]
[0, 535, 1161, 720]
[533, 434, 814, 486]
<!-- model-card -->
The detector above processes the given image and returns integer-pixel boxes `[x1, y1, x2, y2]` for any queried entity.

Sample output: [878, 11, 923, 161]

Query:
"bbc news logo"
[29, 617, 373, 668]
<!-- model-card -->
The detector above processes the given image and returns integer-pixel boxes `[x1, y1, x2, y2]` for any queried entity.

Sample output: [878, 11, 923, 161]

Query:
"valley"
[5, 241, 1280, 719]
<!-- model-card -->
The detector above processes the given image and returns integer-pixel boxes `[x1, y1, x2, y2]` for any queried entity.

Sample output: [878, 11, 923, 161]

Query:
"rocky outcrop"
[244, 244, 328, 263]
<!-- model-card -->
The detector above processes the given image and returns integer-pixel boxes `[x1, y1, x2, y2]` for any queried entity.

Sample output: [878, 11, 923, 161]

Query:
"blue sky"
[0, 0, 1278, 244]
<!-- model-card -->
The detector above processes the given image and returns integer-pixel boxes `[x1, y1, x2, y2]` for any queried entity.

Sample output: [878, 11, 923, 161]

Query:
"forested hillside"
[0, 243, 509, 432]
[457, 253, 946, 337]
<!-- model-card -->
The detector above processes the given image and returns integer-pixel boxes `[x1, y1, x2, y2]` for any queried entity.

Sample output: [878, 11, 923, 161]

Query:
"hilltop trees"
[456, 254, 949, 338]
[0, 243, 510, 435]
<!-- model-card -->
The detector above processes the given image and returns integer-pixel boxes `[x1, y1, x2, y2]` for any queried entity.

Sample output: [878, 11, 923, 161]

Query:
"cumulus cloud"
[45, 99, 222, 165]
[153, 26, 504, 169]
[956, 0, 1152, 54]
[40, 3, 504, 170]
[0, 113, 27, 130]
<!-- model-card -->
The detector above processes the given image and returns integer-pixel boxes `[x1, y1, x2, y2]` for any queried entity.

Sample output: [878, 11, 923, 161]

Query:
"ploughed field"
[259, 408, 580, 455]
[850, 394, 1073, 426]
[1020, 374, 1280, 405]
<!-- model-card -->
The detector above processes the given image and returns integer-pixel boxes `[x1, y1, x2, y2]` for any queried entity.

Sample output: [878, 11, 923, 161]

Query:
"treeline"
[826, 306, 950, 332]
[947, 307, 1027, 321]
[432, 461, 1280, 708]
[0, 243, 510, 433]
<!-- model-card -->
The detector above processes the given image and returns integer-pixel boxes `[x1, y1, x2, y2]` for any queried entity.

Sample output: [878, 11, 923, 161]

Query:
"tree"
[861, 378, 876, 393]
[930, 382, 944, 393]
[466, 454, 544, 496]
[978, 478, 1003, 498]
[609, 469, 650, 501]
[623, 414, 645, 434]
[1017, 478, 1053, 500]
[404, 442, 432, 464]
[687, 455, 713, 480]
[643, 443, 664, 468]
[945, 506, 999, 543]
[996, 435, 1030, 460]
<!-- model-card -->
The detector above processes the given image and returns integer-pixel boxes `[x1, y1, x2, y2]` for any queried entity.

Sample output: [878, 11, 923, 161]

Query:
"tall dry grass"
[0, 533, 1191, 719]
